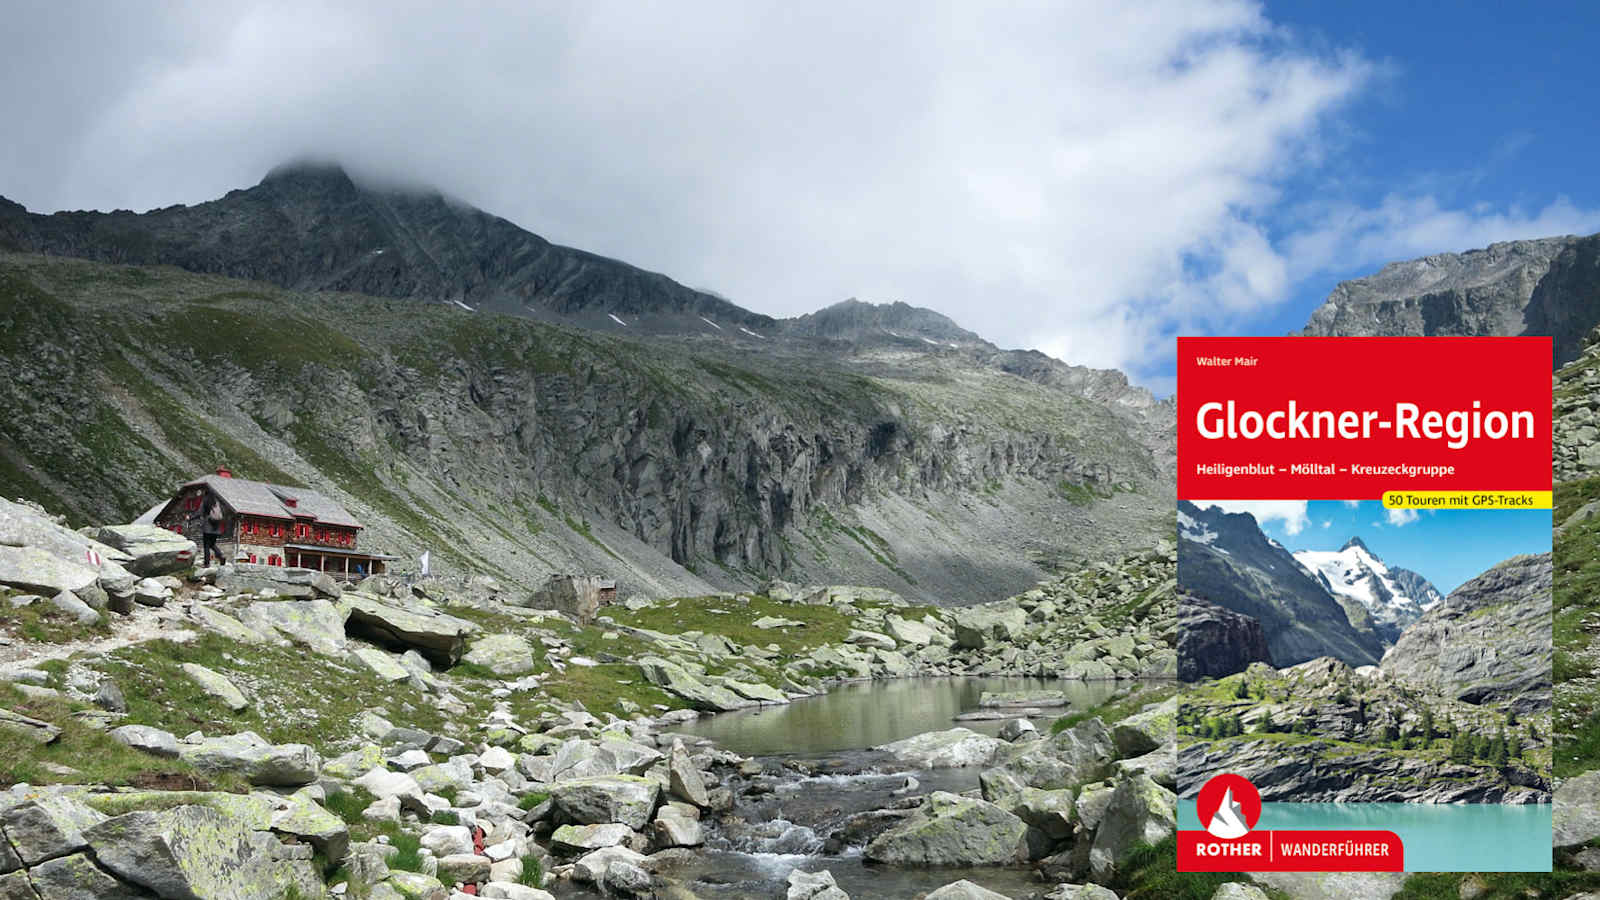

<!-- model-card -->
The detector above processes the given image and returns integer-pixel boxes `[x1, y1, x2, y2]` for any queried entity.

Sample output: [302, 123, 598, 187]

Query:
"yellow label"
[1380, 490, 1552, 510]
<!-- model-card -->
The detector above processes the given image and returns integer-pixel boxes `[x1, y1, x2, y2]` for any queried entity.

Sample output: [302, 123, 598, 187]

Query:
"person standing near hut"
[201, 493, 228, 566]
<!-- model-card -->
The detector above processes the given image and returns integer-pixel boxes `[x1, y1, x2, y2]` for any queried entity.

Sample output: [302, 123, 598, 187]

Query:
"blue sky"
[1235, 1, 1600, 345]
[1205, 499, 1551, 594]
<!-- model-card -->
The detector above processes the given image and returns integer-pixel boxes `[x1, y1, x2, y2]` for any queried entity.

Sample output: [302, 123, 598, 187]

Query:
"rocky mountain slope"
[1381, 553, 1552, 715]
[1179, 658, 1551, 804]
[0, 251, 1170, 607]
[1178, 501, 1386, 667]
[1299, 232, 1600, 368]
[0, 161, 771, 336]
[1294, 537, 1442, 644]
[1176, 594, 1272, 682]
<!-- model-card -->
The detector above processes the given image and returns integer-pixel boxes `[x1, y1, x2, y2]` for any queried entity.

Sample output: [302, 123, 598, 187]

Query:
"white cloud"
[1342, 499, 1361, 508]
[1195, 500, 1311, 535]
[1386, 507, 1419, 527]
[0, 0, 1374, 389]
[1320, 519, 1332, 529]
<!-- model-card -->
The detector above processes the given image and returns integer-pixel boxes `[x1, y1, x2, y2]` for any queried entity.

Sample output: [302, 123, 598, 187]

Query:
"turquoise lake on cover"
[1177, 800, 1552, 872]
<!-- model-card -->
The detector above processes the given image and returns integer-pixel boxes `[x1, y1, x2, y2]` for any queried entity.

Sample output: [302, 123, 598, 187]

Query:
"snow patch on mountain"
[1293, 537, 1443, 635]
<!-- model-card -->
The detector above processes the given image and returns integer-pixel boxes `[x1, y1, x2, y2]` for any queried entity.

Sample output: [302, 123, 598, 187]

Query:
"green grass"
[516, 855, 544, 888]
[0, 683, 232, 789]
[1053, 681, 1182, 734]
[323, 786, 377, 825]
[607, 594, 857, 657]
[0, 597, 113, 644]
[538, 663, 685, 718]
[518, 791, 550, 811]
[92, 634, 451, 749]
[154, 305, 366, 374]
[1555, 476, 1600, 776]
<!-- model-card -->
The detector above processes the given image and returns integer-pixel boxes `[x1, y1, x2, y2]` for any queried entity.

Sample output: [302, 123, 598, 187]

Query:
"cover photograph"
[1174, 336, 1554, 873]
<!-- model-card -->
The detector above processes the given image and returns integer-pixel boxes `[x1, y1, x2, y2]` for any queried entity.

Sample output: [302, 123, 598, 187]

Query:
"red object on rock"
[473, 826, 486, 854]
[461, 887, 477, 895]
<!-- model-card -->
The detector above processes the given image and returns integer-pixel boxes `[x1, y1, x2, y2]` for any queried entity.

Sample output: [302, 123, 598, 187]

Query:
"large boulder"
[341, 594, 477, 667]
[83, 805, 293, 899]
[549, 776, 661, 830]
[180, 663, 248, 711]
[0, 545, 99, 597]
[24, 852, 147, 898]
[1554, 770, 1600, 848]
[179, 732, 320, 786]
[786, 868, 850, 900]
[524, 574, 613, 624]
[0, 797, 106, 865]
[94, 525, 196, 576]
[0, 706, 61, 744]
[637, 656, 756, 712]
[462, 633, 538, 676]
[551, 823, 634, 853]
[666, 739, 710, 808]
[1089, 773, 1177, 880]
[877, 728, 1006, 768]
[213, 563, 340, 599]
[925, 881, 1013, 900]
[951, 604, 1028, 649]
[884, 614, 939, 647]
[270, 792, 350, 863]
[1111, 696, 1178, 758]
[109, 724, 180, 758]
[863, 792, 1027, 866]
[238, 598, 348, 656]
[0, 497, 138, 599]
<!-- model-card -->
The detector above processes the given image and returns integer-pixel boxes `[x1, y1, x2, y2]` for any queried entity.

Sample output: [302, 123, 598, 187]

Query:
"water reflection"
[677, 676, 1127, 756]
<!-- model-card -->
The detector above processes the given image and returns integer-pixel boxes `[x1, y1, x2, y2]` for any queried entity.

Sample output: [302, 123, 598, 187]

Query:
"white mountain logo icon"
[1205, 786, 1251, 839]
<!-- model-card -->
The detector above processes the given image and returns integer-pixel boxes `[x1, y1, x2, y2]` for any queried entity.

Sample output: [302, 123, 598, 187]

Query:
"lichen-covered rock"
[179, 731, 320, 786]
[651, 805, 704, 849]
[1111, 696, 1177, 757]
[951, 605, 1028, 649]
[463, 633, 538, 676]
[94, 524, 196, 576]
[386, 870, 450, 899]
[437, 852, 491, 884]
[270, 791, 350, 863]
[925, 880, 1013, 900]
[213, 563, 340, 599]
[0, 871, 33, 899]
[1011, 788, 1076, 840]
[349, 647, 411, 682]
[193, 606, 268, 644]
[25, 851, 148, 898]
[550, 776, 661, 831]
[667, 739, 710, 808]
[238, 598, 348, 656]
[1555, 770, 1600, 848]
[180, 663, 248, 711]
[1089, 773, 1177, 880]
[863, 791, 1026, 866]
[877, 728, 1005, 768]
[0, 706, 61, 744]
[551, 822, 634, 853]
[342, 594, 477, 666]
[786, 867, 849, 900]
[83, 805, 292, 900]
[109, 724, 180, 758]
[637, 656, 757, 711]
[572, 845, 647, 884]
[0, 796, 106, 865]
[0, 545, 101, 596]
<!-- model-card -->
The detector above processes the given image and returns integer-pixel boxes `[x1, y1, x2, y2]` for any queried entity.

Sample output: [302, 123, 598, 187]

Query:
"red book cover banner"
[1178, 337, 1551, 502]
[1176, 336, 1553, 874]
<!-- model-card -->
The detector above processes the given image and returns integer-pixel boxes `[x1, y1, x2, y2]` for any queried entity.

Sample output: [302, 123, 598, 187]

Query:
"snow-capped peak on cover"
[1293, 539, 1443, 632]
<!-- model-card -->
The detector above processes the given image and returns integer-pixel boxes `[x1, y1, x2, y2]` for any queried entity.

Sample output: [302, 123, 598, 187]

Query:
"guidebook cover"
[1174, 336, 1553, 873]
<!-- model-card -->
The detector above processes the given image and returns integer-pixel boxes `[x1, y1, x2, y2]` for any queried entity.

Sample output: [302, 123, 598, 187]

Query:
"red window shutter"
[248, 553, 257, 563]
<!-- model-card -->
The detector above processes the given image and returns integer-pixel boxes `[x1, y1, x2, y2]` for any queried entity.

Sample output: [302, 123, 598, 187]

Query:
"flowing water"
[1177, 798, 1554, 872]
[572, 676, 1140, 899]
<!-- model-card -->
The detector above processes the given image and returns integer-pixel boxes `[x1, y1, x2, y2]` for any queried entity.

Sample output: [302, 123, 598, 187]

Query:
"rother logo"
[1196, 774, 1261, 839]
